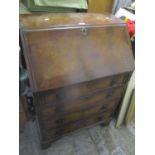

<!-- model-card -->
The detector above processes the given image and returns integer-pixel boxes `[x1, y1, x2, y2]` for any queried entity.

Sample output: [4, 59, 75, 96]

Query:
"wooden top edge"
[20, 13, 125, 29]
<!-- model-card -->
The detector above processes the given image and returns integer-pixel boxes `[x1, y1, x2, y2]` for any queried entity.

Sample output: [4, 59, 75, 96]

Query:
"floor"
[20, 120, 134, 155]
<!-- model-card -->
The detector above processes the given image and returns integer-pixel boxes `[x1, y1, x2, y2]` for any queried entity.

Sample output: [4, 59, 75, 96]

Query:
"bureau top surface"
[20, 13, 125, 29]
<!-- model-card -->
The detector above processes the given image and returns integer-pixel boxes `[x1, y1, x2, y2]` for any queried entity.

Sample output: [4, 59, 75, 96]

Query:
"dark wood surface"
[20, 13, 124, 29]
[20, 13, 134, 92]
[34, 77, 128, 148]
[37, 86, 125, 115]
[20, 13, 134, 149]
[38, 110, 113, 142]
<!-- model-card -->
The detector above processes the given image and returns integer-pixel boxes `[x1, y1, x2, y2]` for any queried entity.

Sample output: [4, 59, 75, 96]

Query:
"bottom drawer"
[38, 99, 120, 129]
[39, 109, 113, 141]
[39, 98, 120, 129]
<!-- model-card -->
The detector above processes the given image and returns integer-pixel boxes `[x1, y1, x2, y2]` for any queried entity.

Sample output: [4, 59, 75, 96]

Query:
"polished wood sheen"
[20, 13, 134, 149]
[20, 13, 124, 29]
[20, 13, 134, 92]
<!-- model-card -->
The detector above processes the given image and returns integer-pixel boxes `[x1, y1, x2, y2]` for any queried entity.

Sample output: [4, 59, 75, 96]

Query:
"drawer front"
[38, 98, 120, 126]
[37, 86, 124, 119]
[58, 86, 125, 112]
[39, 110, 113, 141]
[56, 73, 129, 101]
[63, 99, 119, 124]
[39, 101, 119, 129]
[37, 86, 125, 118]
[37, 74, 129, 108]
[63, 112, 112, 133]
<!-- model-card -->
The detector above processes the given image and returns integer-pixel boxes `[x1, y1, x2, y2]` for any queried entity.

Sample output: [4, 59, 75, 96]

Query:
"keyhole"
[81, 28, 88, 36]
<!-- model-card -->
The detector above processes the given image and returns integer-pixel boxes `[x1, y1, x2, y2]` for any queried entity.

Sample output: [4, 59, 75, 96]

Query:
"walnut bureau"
[20, 13, 134, 149]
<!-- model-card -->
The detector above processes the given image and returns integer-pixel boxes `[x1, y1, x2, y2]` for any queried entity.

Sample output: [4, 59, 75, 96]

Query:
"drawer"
[36, 73, 129, 107]
[39, 98, 120, 124]
[37, 86, 125, 118]
[57, 73, 129, 101]
[63, 98, 121, 124]
[63, 112, 112, 134]
[38, 105, 115, 132]
[63, 104, 110, 124]
[59, 86, 125, 112]
[37, 86, 124, 119]
[40, 110, 113, 140]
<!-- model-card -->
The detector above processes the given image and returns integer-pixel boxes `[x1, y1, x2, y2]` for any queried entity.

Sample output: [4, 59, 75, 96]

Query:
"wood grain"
[20, 13, 134, 148]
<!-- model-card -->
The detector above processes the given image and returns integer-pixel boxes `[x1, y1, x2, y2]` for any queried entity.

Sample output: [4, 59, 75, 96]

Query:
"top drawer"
[37, 85, 125, 114]
[57, 73, 130, 101]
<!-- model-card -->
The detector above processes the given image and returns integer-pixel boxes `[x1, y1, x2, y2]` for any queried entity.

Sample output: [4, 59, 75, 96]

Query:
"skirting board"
[115, 71, 135, 128]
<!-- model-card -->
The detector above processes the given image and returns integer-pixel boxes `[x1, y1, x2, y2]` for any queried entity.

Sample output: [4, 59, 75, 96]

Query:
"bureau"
[20, 13, 134, 149]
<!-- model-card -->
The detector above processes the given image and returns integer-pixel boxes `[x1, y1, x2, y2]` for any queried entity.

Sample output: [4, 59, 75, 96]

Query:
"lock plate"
[81, 27, 88, 36]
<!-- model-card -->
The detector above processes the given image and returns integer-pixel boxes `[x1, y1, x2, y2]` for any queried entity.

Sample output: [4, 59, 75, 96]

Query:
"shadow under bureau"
[20, 13, 134, 149]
